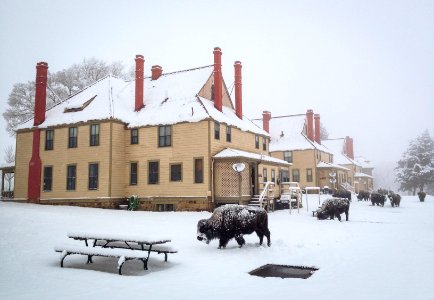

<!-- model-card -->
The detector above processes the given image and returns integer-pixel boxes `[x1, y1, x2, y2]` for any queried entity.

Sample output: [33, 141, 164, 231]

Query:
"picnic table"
[55, 231, 177, 275]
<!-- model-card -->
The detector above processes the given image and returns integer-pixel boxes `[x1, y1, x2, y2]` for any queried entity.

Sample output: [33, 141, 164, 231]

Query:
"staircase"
[248, 182, 275, 212]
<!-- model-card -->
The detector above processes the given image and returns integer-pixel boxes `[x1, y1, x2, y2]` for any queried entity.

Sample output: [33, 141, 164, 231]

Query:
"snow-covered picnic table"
[55, 231, 177, 275]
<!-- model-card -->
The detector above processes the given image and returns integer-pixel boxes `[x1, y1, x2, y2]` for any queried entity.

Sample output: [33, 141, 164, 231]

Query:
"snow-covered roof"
[213, 148, 291, 166]
[354, 172, 374, 179]
[317, 161, 350, 171]
[0, 162, 15, 169]
[355, 156, 375, 169]
[16, 66, 267, 136]
[322, 139, 362, 166]
[252, 114, 331, 153]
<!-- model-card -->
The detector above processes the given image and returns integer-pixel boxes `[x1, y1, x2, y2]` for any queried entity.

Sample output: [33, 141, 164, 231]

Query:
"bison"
[333, 189, 352, 202]
[197, 204, 271, 249]
[387, 191, 401, 207]
[371, 192, 386, 206]
[316, 198, 350, 221]
[357, 190, 370, 201]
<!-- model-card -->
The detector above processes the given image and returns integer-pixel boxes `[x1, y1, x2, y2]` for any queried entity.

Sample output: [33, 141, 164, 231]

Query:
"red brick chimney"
[306, 109, 314, 141]
[345, 136, 354, 159]
[151, 65, 162, 80]
[262, 111, 271, 133]
[213, 47, 222, 112]
[34, 62, 48, 126]
[314, 114, 321, 144]
[234, 61, 242, 119]
[135, 55, 144, 111]
[28, 61, 48, 203]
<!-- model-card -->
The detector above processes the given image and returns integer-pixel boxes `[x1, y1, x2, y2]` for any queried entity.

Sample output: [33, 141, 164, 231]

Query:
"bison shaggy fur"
[332, 189, 352, 202]
[371, 192, 386, 206]
[317, 198, 350, 221]
[357, 190, 370, 201]
[197, 204, 271, 248]
[387, 191, 401, 207]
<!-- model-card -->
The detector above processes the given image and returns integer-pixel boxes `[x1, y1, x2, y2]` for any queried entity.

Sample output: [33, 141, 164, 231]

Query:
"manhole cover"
[249, 264, 318, 279]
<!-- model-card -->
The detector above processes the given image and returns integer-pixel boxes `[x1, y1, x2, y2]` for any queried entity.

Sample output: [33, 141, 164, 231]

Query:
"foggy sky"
[1, 0, 433, 187]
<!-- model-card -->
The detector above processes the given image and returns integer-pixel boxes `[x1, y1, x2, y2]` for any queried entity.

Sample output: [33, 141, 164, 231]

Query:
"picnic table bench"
[55, 231, 177, 275]
[55, 245, 150, 275]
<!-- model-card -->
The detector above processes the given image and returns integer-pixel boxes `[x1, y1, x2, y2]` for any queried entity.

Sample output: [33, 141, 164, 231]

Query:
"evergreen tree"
[395, 130, 434, 195]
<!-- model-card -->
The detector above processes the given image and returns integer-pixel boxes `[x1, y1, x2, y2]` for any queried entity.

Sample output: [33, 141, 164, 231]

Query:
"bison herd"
[197, 188, 403, 248]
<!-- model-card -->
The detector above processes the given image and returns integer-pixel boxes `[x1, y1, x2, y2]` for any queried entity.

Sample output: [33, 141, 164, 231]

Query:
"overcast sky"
[0, 0, 433, 185]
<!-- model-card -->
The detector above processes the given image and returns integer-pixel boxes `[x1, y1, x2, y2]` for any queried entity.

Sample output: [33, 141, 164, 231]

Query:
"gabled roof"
[213, 148, 291, 166]
[253, 114, 331, 153]
[317, 161, 350, 171]
[16, 66, 267, 136]
[355, 156, 375, 169]
[322, 138, 362, 166]
[354, 172, 374, 179]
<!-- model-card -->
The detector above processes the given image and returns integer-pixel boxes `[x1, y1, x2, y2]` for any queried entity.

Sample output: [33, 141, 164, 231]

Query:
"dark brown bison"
[387, 191, 401, 207]
[371, 192, 386, 206]
[357, 190, 370, 201]
[317, 198, 350, 221]
[197, 204, 271, 248]
[333, 189, 352, 201]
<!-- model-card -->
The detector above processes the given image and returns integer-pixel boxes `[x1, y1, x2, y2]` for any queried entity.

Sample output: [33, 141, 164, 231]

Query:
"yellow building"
[253, 111, 346, 190]
[13, 48, 290, 211]
[322, 138, 374, 192]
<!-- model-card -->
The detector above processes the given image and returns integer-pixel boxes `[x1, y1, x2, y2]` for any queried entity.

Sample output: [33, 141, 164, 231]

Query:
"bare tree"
[3, 145, 15, 192]
[320, 122, 329, 140]
[3, 58, 128, 135]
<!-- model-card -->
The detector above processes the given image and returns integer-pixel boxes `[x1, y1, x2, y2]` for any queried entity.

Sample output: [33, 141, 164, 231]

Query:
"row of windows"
[45, 124, 100, 150]
[261, 168, 314, 185]
[214, 122, 267, 150]
[42, 159, 204, 192]
[130, 159, 204, 185]
[43, 163, 99, 191]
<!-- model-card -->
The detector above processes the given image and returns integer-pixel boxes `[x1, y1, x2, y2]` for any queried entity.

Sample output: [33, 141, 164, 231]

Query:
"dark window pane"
[307, 168, 313, 182]
[149, 161, 159, 184]
[263, 169, 268, 183]
[88, 163, 98, 189]
[292, 169, 300, 182]
[90, 124, 99, 146]
[131, 129, 138, 144]
[43, 167, 52, 191]
[158, 126, 171, 147]
[194, 159, 203, 183]
[255, 135, 259, 149]
[284, 151, 293, 163]
[67, 165, 76, 190]
[45, 130, 54, 150]
[130, 162, 138, 185]
[170, 164, 182, 182]
[214, 122, 220, 140]
[262, 138, 266, 150]
[226, 127, 231, 142]
[68, 127, 77, 148]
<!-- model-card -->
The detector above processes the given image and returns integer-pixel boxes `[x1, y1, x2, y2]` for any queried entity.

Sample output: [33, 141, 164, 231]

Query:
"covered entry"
[0, 163, 15, 199]
[213, 148, 290, 206]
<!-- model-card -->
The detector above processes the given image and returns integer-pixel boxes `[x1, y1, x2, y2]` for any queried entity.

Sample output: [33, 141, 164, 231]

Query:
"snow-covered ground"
[1, 195, 433, 300]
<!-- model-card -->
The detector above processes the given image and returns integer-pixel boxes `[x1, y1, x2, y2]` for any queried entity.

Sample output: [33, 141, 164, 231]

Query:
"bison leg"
[336, 213, 341, 221]
[218, 237, 230, 249]
[235, 235, 246, 247]
[345, 209, 349, 221]
[256, 231, 264, 245]
[264, 229, 271, 247]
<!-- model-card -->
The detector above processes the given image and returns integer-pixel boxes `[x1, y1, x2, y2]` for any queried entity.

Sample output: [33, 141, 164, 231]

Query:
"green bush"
[128, 195, 139, 211]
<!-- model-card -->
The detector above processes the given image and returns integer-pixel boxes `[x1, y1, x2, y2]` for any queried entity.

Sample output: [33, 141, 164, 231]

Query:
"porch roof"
[317, 161, 350, 171]
[354, 172, 374, 179]
[213, 148, 291, 166]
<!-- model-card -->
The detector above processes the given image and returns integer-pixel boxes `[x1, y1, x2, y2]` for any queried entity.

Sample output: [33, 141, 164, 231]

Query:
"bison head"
[197, 219, 213, 244]
[316, 210, 329, 220]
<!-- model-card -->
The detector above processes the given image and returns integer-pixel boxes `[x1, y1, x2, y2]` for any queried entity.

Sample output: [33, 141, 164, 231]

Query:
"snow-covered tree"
[3, 145, 15, 192]
[3, 58, 128, 135]
[395, 130, 434, 195]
